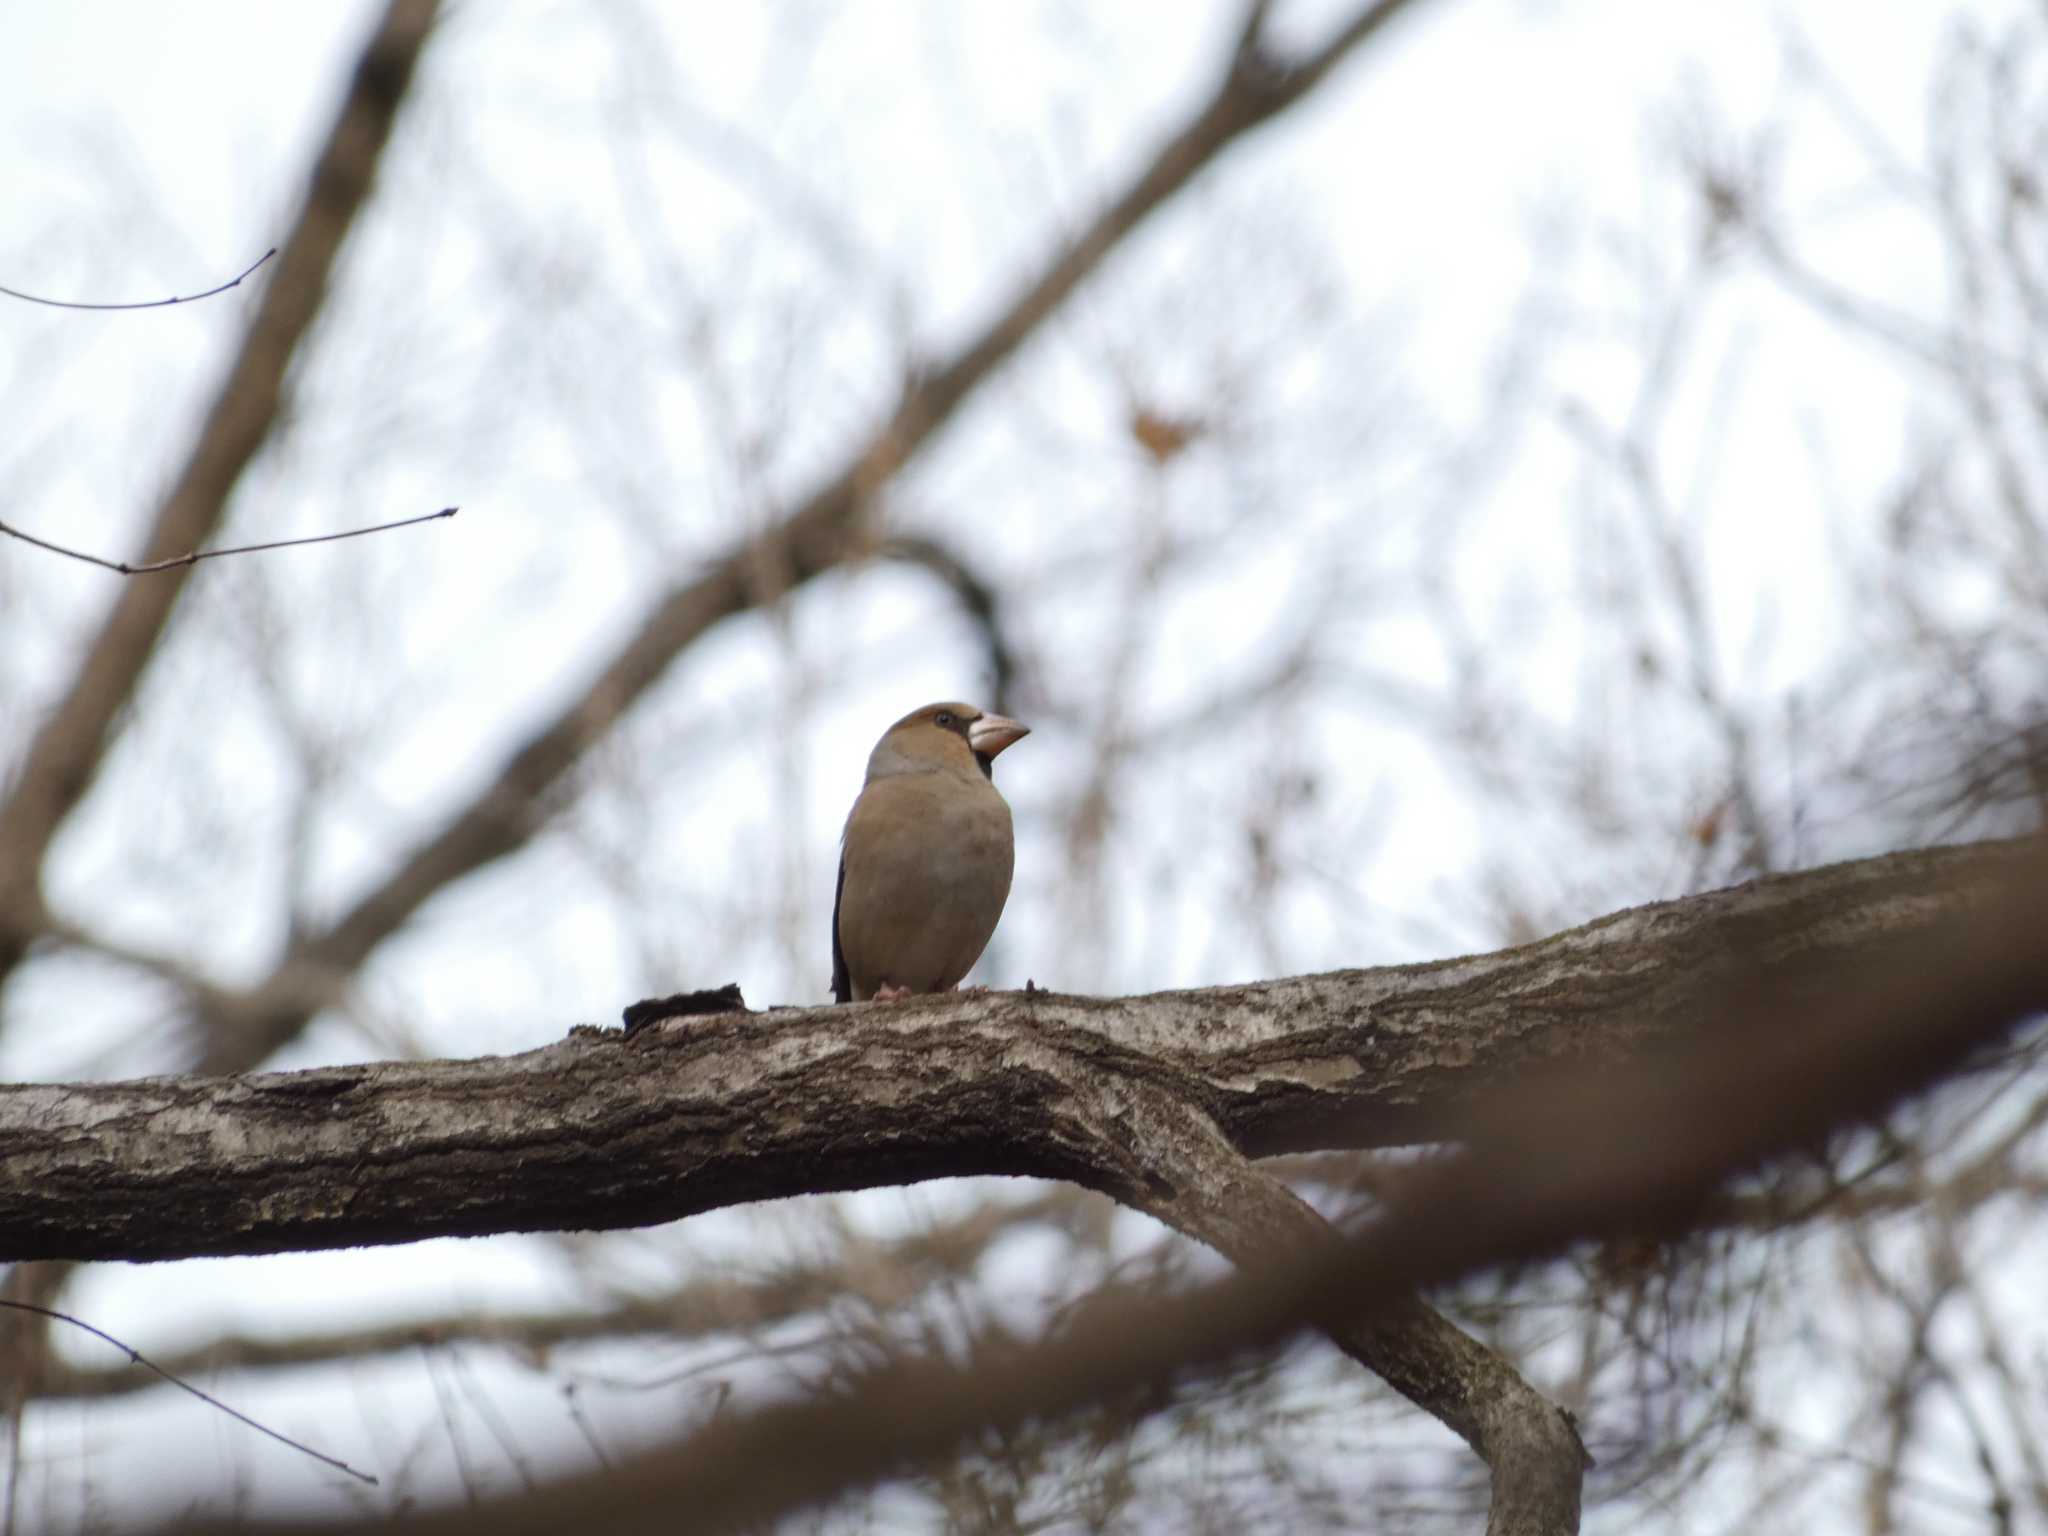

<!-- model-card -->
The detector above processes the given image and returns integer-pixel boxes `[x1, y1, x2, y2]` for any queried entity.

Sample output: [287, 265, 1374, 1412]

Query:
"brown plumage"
[831, 702, 1029, 1003]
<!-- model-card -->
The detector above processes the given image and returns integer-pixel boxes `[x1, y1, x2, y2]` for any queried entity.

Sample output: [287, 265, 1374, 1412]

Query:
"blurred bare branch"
[40, 1187, 1104, 1402]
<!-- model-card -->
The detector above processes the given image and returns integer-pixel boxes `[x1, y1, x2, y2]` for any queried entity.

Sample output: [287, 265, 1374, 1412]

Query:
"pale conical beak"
[968, 712, 1029, 758]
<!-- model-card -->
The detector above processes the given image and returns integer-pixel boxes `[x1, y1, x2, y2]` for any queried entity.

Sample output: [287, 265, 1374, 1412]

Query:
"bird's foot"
[955, 985, 991, 996]
[872, 983, 913, 1003]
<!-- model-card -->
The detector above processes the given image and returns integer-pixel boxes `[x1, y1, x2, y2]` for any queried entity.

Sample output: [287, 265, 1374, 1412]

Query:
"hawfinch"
[832, 702, 1029, 1003]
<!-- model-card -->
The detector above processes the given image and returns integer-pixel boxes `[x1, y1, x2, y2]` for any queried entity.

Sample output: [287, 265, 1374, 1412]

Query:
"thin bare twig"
[0, 506, 457, 576]
[0, 1299, 376, 1486]
[0, 248, 276, 312]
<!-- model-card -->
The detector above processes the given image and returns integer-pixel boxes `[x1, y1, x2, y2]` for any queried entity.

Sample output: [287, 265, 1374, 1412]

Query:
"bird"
[832, 701, 1029, 1003]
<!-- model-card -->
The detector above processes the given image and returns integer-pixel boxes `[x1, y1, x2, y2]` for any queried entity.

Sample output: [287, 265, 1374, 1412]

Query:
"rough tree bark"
[7, 838, 2024, 1266]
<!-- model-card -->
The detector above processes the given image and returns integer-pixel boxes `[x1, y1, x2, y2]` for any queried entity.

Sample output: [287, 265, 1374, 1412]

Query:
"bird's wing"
[830, 849, 853, 1003]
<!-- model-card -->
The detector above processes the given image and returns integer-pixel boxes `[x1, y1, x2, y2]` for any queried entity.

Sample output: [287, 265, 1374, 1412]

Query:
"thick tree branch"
[1, 838, 2028, 1268]
[1076, 1079, 1585, 1536]
[0, 0, 441, 981]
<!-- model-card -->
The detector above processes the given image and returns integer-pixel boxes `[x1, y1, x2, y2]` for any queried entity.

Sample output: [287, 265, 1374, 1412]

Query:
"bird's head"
[867, 701, 1030, 783]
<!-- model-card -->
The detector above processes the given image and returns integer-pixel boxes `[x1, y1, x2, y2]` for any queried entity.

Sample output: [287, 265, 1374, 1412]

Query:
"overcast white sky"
[1, 1, 2034, 1529]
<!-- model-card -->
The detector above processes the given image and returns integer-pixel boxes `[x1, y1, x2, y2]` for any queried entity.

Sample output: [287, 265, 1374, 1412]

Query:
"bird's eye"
[934, 711, 957, 728]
